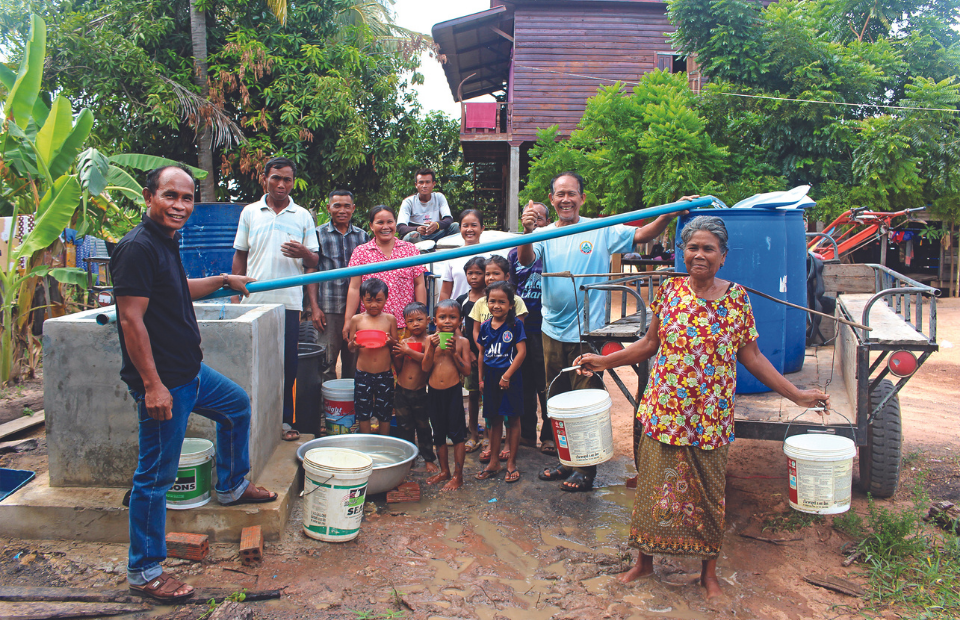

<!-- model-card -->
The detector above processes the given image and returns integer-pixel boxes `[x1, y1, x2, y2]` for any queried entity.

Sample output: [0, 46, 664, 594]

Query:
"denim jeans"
[127, 363, 251, 584]
[402, 222, 460, 243]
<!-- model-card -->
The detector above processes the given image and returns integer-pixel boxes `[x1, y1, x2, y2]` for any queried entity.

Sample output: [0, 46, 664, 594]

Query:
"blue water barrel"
[783, 210, 807, 373]
[179, 203, 246, 278]
[675, 209, 787, 394]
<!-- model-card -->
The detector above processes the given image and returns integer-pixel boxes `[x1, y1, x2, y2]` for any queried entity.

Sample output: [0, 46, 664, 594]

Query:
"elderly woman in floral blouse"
[576, 215, 828, 599]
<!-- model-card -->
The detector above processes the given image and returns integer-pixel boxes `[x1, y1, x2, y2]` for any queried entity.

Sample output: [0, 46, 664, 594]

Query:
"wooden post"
[507, 144, 520, 232]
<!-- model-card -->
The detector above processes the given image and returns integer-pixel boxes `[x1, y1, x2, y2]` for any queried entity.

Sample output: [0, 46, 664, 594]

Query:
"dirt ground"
[1, 300, 958, 620]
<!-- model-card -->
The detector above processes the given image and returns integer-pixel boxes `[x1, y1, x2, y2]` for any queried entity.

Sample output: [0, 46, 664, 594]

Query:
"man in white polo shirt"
[233, 157, 319, 441]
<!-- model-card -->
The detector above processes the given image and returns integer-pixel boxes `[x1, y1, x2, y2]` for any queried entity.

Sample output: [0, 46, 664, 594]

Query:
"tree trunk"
[189, 0, 216, 202]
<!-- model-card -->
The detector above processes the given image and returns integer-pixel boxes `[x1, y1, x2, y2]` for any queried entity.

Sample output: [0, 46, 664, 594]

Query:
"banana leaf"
[78, 147, 111, 196]
[109, 154, 208, 179]
[35, 95, 73, 167]
[48, 108, 93, 178]
[32, 266, 89, 287]
[3, 15, 45, 129]
[105, 165, 146, 204]
[16, 175, 81, 258]
[0, 63, 49, 124]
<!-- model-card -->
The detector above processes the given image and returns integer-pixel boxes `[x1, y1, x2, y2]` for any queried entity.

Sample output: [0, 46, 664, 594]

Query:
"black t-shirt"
[456, 292, 480, 356]
[111, 216, 202, 392]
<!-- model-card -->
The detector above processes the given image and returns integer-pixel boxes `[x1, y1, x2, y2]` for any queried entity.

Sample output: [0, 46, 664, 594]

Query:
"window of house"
[656, 52, 686, 73]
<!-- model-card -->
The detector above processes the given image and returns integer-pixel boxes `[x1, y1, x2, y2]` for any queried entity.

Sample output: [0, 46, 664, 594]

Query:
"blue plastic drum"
[675, 209, 787, 394]
[178, 203, 246, 278]
[783, 210, 807, 373]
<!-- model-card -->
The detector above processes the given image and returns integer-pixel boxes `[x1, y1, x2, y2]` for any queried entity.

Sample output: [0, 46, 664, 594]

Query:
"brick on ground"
[386, 481, 420, 503]
[239, 526, 263, 566]
[165, 532, 209, 561]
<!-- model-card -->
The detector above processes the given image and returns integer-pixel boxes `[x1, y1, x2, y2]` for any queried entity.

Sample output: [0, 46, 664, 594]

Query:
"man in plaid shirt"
[307, 190, 370, 382]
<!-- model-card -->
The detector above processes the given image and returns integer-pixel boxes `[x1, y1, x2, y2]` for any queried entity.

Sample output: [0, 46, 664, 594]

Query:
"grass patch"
[762, 510, 825, 533]
[832, 510, 866, 538]
[843, 476, 960, 618]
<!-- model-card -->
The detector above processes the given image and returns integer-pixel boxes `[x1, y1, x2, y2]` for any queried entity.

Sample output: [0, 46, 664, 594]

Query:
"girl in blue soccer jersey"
[476, 281, 526, 483]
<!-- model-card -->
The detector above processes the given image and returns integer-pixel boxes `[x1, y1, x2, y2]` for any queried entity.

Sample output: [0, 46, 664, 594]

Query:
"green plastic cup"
[438, 332, 453, 350]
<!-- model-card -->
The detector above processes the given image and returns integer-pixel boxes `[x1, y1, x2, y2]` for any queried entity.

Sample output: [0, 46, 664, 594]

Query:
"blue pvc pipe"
[96, 196, 716, 325]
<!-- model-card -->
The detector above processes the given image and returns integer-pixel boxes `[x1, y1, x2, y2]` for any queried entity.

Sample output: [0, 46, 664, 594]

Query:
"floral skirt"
[629, 433, 728, 560]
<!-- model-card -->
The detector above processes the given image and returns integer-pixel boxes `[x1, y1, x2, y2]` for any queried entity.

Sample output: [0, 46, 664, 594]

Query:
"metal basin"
[296, 435, 418, 495]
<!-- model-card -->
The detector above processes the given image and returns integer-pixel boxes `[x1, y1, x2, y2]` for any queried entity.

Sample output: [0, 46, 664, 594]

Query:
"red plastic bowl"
[356, 329, 388, 349]
[407, 342, 423, 353]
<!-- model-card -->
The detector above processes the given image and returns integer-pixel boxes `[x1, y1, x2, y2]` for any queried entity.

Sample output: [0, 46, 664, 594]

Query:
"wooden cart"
[574, 264, 938, 498]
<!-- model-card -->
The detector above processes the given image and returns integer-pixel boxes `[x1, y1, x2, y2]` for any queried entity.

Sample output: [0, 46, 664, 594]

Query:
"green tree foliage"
[521, 71, 726, 215]
[1, 0, 434, 210]
[667, 0, 960, 223]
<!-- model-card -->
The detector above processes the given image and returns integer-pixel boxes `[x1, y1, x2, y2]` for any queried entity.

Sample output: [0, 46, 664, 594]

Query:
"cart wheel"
[299, 320, 318, 344]
[858, 378, 902, 498]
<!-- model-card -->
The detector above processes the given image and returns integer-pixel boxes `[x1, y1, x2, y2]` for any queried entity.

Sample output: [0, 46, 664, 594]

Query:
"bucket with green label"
[302, 447, 373, 542]
[166, 438, 215, 510]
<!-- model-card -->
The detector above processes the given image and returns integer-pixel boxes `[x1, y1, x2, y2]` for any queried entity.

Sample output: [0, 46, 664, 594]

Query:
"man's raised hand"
[520, 201, 539, 233]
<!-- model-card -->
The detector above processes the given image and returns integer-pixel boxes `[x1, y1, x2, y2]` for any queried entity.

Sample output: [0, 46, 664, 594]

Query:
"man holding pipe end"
[516, 171, 686, 492]
[112, 166, 277, 603]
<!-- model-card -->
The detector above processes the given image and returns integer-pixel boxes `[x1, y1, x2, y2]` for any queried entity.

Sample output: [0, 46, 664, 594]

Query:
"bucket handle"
[546, 365, 582, 402]
[301, 473, 335, 497]
[783, 408, 854, 443]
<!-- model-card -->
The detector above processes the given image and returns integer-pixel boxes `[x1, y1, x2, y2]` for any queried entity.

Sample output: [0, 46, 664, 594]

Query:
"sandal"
[479, 449, 492, 464]
[475, 468, 501, 481]
[505, 469, 521, 483]
[540, 440, 558, 457]
[499, 449, 510, 461]
[129, 572, 195, 602]
[538, 464, 572, 482]
[465, 438, 481, 453]
[222, 483, 278, 506]
[560, 471, 594, 493]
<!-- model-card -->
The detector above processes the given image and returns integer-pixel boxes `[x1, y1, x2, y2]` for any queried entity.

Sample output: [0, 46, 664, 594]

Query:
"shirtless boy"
[421, 299, 471, 491]
[393, 302, 439, 473]
[347, 278, 398, 434]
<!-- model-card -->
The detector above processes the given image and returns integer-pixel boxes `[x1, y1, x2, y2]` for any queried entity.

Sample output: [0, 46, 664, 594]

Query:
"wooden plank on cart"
[838, 294, 929, 345]
[822, 264, 875, 295]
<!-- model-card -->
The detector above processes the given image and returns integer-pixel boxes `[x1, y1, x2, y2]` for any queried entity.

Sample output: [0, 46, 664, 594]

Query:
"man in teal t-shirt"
[516, 171, 684, 493]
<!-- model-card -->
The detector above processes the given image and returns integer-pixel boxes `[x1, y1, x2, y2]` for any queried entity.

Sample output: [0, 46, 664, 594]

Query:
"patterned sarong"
[629, 433, 728, 560]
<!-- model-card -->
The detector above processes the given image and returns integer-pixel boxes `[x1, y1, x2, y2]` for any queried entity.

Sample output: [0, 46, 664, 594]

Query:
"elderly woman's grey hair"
[679, 216, 729, 255]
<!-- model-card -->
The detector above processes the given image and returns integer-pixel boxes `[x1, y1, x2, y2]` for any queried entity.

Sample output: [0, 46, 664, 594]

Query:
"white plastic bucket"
[166, 438, 214, 510]
[322, 379, 356, 435]
[547, 389, 614, 467]
[302, 447, 373, 542]
[783, 434, 857, 514]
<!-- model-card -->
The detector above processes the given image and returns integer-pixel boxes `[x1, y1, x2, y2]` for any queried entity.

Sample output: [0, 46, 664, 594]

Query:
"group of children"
[345, 255, 530, 491]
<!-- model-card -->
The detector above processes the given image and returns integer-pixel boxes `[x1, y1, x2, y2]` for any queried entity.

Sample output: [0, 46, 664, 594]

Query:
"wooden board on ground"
[838, 294, 930, 345]
[0, 411, 44, 442]
[0, 601, 149, 619]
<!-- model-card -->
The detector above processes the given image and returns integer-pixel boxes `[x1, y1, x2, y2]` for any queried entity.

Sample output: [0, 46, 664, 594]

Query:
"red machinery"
[808, 206, 926, 260]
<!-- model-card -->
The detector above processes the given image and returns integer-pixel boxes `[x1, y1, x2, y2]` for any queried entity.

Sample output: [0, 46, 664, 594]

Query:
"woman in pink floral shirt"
[343, 206, 427, 338]
[576, 216, 828, 600]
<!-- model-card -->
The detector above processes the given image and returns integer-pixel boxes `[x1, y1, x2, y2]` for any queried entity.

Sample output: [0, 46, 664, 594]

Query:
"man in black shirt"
[112, 166, 276, 602]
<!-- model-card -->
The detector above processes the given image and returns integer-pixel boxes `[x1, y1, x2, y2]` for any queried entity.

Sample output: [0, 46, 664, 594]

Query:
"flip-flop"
[498, 449, 510, 461]
[475, 468, 501, 481]
[540, 441, 558, 456]
[538, 465, 573, 481]
[129, 572, 195, 602]
[222, 484, 278, 506]
[479, 449, 492, 464]
[560, 471, 594, 492]
[505, 469, 521, 483]
[465, 438, 481, 453]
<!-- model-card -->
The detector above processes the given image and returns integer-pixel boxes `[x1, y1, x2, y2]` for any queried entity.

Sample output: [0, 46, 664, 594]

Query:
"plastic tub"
[783, 434, 857, 514]
[302, 447, 373, 542]
[322, 379, 356, 435]
[547, 389, 614, 467]
[167, 438, 215, 510]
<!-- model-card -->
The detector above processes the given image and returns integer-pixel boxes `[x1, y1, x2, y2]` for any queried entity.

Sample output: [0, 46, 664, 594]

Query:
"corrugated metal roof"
[432, 6, 514, 102]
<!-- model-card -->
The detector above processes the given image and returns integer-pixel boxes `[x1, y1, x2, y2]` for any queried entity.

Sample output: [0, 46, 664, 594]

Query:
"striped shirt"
[233, 196, 319, 311]
[315, 221, 370, 314]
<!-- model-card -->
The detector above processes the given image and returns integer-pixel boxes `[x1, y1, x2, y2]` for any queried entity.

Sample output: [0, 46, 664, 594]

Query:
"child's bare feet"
[618, 553, 654, 583]
[423, 461, 440, 474]
[440, 474, 463, 492]
[426, 471, 451, 485]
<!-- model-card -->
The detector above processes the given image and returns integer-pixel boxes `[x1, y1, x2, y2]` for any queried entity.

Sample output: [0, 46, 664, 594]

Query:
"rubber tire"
[299, 320, 318, 344]
[858, 378, 902, 498]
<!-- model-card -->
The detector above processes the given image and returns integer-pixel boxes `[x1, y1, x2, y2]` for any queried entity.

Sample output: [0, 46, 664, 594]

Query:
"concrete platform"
[0, 437, 310, 543]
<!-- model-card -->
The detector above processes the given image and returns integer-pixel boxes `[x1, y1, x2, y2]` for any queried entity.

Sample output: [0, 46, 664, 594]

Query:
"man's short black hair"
[403, 301, 428, 319]
[329, 189, 354, 201]
[360, 277, 389, 300]
[549, 171, 585, 195]
[264, 157, 296, 178]
[144, 165, 195, 195]
[435, 298, 461, 318]
[415, 168, 436, 182]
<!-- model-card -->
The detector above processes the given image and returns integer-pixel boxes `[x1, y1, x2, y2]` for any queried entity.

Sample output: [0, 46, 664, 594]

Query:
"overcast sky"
[392, 0, 493, 119]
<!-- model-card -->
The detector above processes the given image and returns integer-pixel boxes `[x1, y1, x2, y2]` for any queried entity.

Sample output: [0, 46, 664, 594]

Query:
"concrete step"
[0, 438, 308, 543]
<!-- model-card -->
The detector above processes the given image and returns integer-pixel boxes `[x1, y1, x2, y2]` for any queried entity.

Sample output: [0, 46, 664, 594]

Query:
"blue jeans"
[402, 222, 460, 243]
[127, 363, 251, 585]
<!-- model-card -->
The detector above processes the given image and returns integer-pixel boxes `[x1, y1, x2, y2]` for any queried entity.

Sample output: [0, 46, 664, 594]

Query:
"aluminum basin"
[296, 435, 418, 495]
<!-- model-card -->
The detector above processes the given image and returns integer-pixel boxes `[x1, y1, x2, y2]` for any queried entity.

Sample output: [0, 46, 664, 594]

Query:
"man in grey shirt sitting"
[397, 168, 460, 243]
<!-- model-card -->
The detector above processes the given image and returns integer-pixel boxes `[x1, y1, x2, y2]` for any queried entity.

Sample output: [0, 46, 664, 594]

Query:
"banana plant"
[0, 15, 90, 385]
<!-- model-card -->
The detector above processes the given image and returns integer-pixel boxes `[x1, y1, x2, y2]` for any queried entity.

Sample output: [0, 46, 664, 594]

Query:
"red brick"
[386, 481, 420, 503]
[166, 532, 209, 561]
[239, 526, 263, 565]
